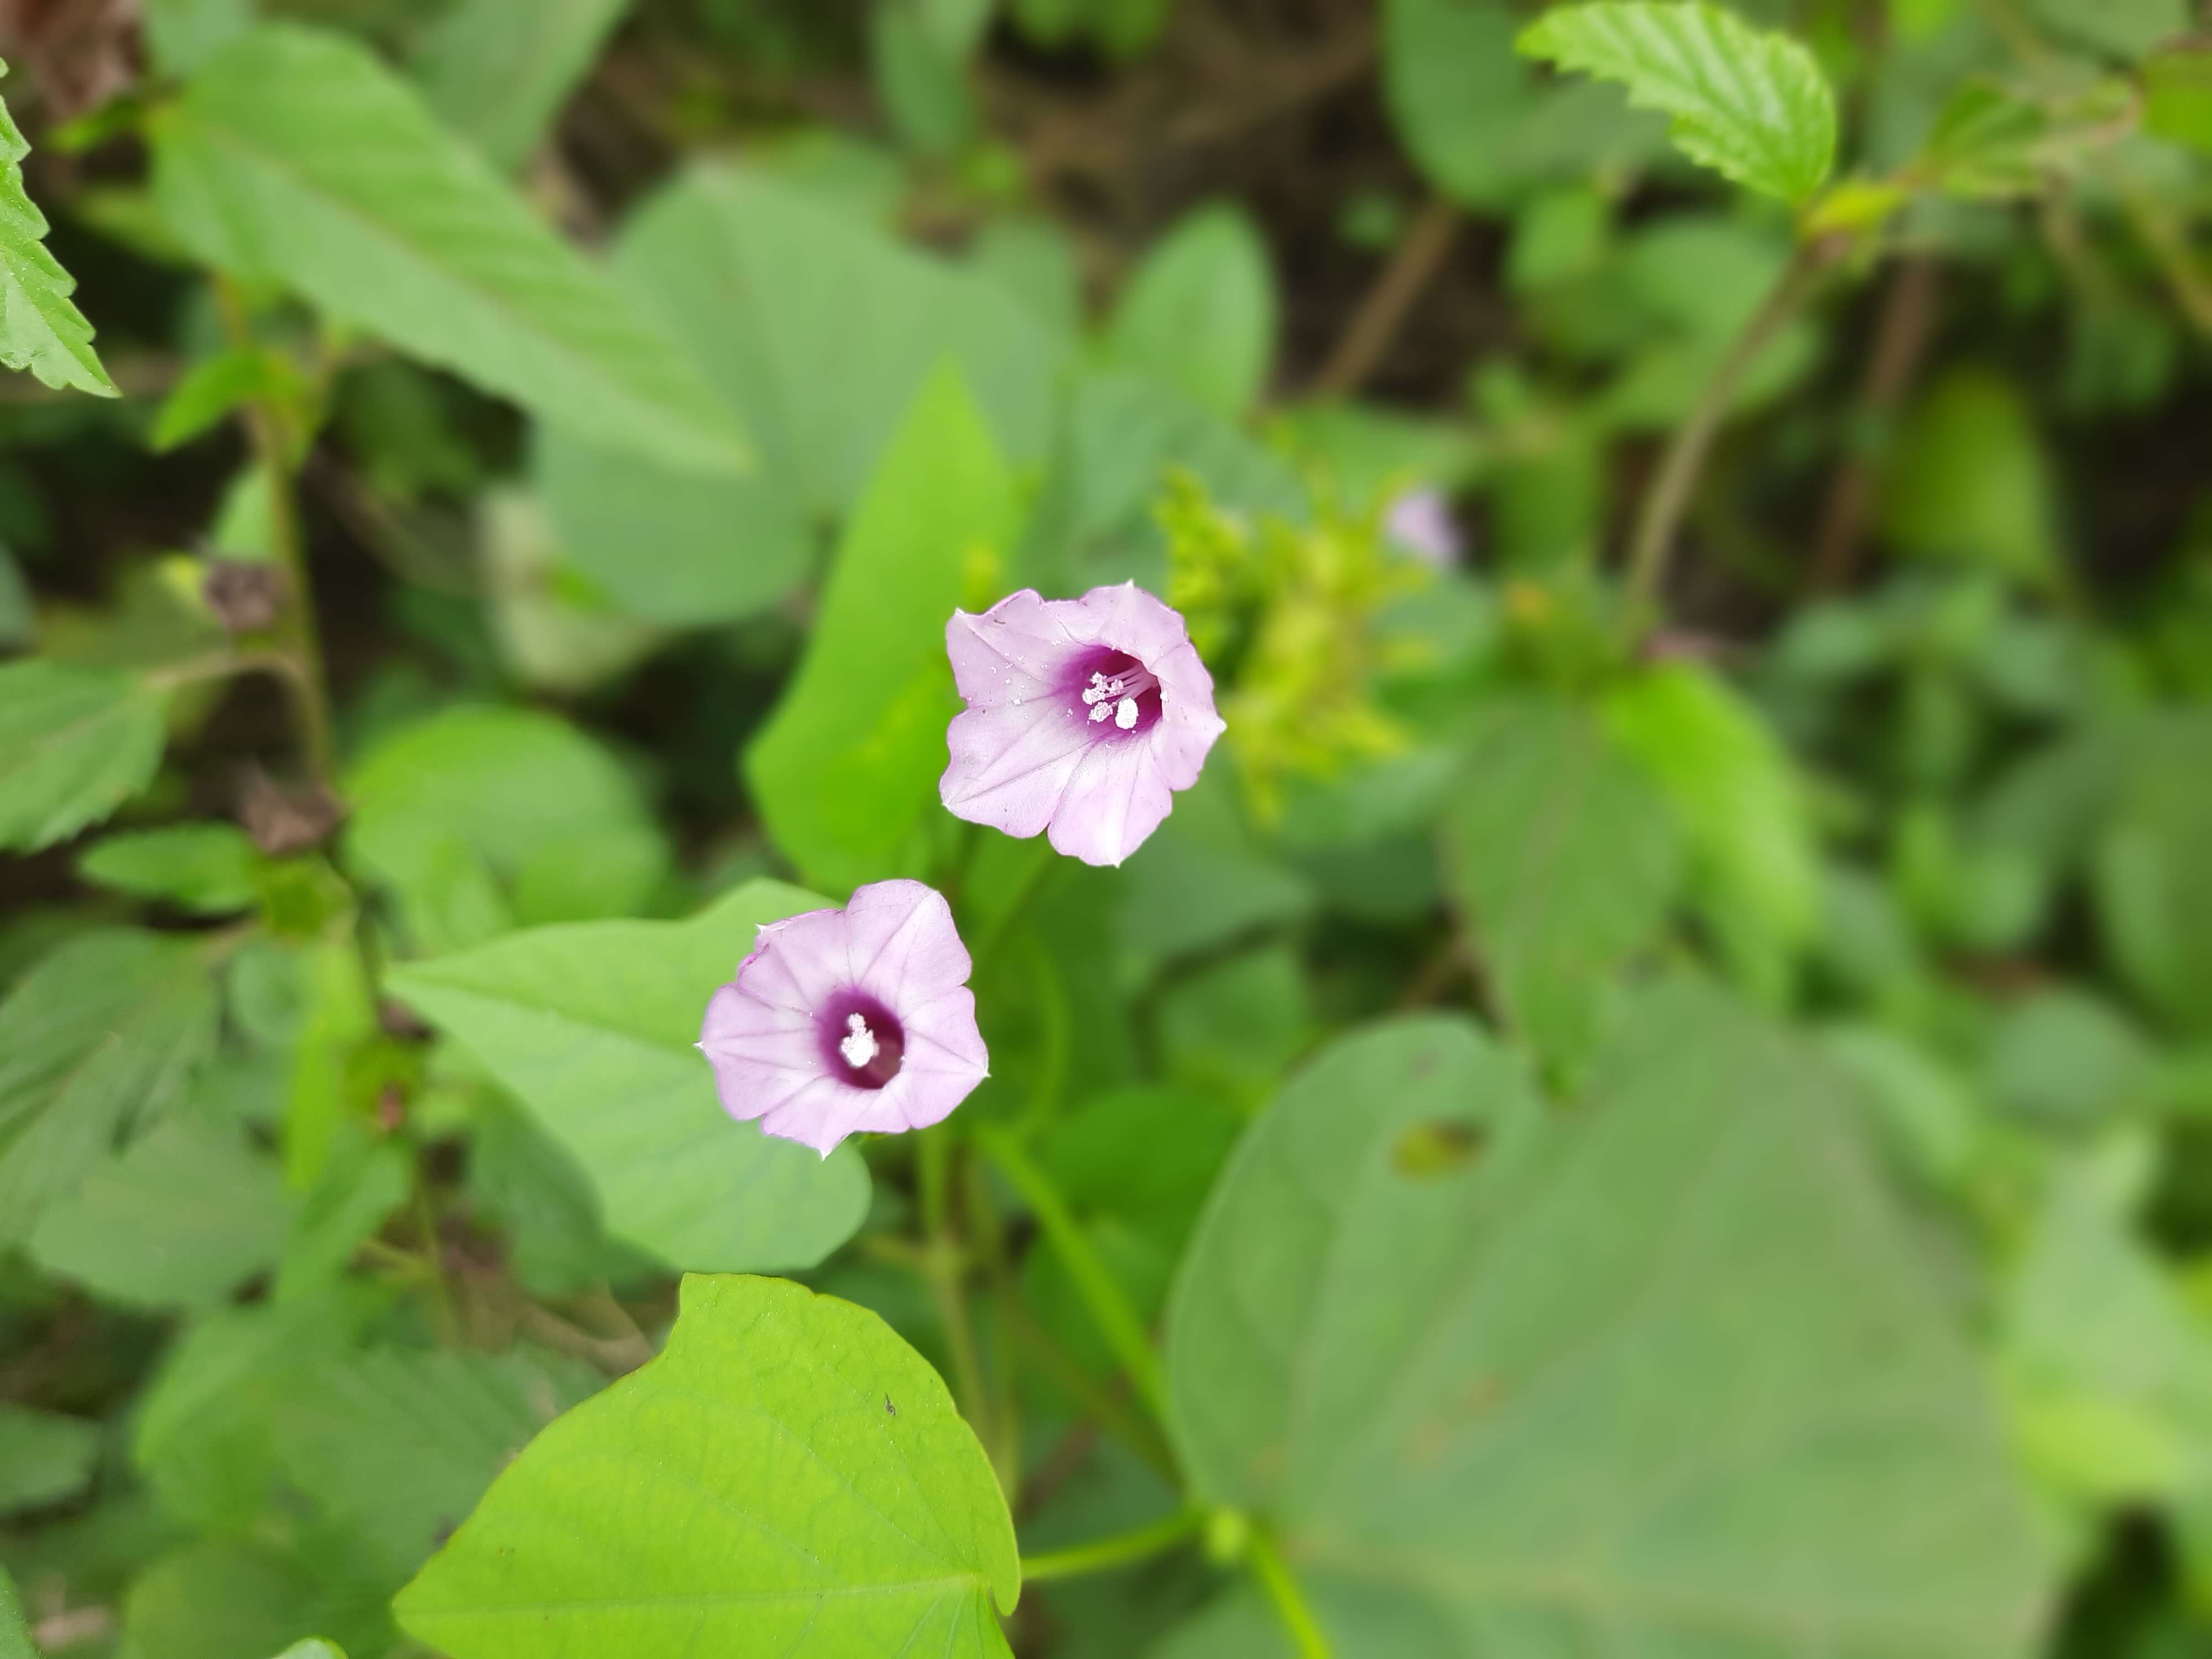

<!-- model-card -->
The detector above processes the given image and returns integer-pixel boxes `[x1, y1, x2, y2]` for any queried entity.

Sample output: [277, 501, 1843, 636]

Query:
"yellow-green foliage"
[1159, 472, 1421, 816]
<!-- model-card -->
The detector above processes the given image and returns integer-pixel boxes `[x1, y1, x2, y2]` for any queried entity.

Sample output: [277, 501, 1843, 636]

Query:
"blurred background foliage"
[0, 0, 2209, 1653]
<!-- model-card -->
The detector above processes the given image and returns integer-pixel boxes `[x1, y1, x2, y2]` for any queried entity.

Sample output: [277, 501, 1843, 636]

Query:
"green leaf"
[143, 0, 254, 74]
[410, 0, 629, 172]
[0, 64, 117, 397]
[28, 1117, 292, 1307]
[2144, 49, 2212, 154]
[1603, 661, 1820, 1003]
[133, 1293, 377, 1533]
[345, 704, 665, 954]
[534, 164, 1067, 625]
[1009, 0, 1168, 59]
[149, 346, 303, 452]
[1104, 204, 1277, 419]
[396, 1274, 1020, 1657]
[2021, 0, 2184, 60]
[273, 1128, 410, 1300]
[0, 659, 169, 853]
[1880, 367, 2060, 582]
[0, 930, 220, 1246]
[272, 1644, 348, 1659]
[268, 1346, 603, 1583]
[1165, 985, 2053, 1653]
[0, 1568, 33, 1659]
[79, 823, 264, 914]
[1156, 944, 1316, 1101]
[2094, 709, 2212, 1035]
[1116, 766, 1317, 971]
[118, 1540, 372, 1659]
[466, 1094, 640, 1295]
[385, 880, 870, 1273]
[1916, 76, 2137, 198]
[481, 491, 664, 692]
[1517, 1, 1839, 205]
[0, 1402, 99, 1513]
[1385, 0, 1664, 210]
[1986, 988, 2155, 1131]
[150, 24, 747, 475]
[0, 546, 29, 653]
[2002, 1166, 2212, 1507]
[747, 366, 1019, 893]
[1437, 700, 1683, 1074]
[872, 2, 978, 158]
[1026, 370, 1307, 593]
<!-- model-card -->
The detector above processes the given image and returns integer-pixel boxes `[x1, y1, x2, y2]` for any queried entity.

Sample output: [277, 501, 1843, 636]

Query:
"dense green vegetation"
[2, 0, 2210, 1653]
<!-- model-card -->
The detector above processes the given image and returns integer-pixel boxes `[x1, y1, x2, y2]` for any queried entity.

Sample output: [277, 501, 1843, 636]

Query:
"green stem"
[1623, 238, 1836, 620]
[1020, 1507, 1204, 1584]
[211, 275, 337, 787]
[1249, 1531, 1333, 1659]
[917, 1128, 994, 1457]
[143, 646, 298, 693]
[974, 1123, 1171, 1430]
[999, 1297, 1180, 1484]
[971, 837, 1057, 977]
[964, 1152, 1024, 1494]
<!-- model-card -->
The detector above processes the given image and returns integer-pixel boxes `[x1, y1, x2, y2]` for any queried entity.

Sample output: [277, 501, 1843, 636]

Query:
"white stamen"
[838, 1011, 879, 1070]
[1078, 666, 1158, 729]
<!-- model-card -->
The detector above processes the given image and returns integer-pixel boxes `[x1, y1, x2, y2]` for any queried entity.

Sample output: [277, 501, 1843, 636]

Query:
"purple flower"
[1385, 487, 1463, 569]
[698, 879, 988, 1158]
[941, 582, 1226, 867]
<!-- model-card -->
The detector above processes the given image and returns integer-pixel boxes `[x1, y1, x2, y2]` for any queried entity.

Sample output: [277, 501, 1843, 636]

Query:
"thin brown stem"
[1809, 257, 1941, 593]
[1624, 238, 1839, 619]
[413, 1182, 458, 1349]
[1309, 195, 1459, 398]
[2121, 189, 2212, 339]
[512, 1299, 655, 1377]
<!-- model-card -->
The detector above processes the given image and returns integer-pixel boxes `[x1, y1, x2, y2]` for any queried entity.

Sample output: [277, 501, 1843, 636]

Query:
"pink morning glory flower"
[1384, 487, 1463, 569]
[940, 582, 1226, 867]
[698, 879, 988, 1158]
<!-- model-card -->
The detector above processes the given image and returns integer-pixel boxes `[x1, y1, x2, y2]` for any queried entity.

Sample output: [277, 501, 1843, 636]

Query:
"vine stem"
[1623, 237, 1839, 618]
[969, 836, 1058, 978]
[917, 1127, 995, 1465]
[210, 275, 337, 786]
[1019, 1507, 1204, 1584]
[963, 1152, 1024, 1493]
[1249, 1531, 1333, 1659]
[973, 1123, 1172, 1429]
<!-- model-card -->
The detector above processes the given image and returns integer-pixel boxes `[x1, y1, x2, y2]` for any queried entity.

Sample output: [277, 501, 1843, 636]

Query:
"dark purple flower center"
[1065, 648, 1162, 738]
[818, 989, 905, 1089]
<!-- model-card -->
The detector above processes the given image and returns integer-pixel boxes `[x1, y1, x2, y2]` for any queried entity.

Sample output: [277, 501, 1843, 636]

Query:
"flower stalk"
[1019, 1506, 1204, 1584]
[973, 1121, 1171, 1428]
[1623, 236, 1839, 618]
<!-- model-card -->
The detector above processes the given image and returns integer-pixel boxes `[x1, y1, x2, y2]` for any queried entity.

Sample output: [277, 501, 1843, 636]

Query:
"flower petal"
[700, 982, 820, 1113]
[940, 698, 1094, 837]
[757, 1074, 865, 1159]
[730, 905, 852, 1016]
[900, 986, 992, 1083]
[945, 589, 1084, 708]
[844, 879, 972, 1005]
[1053, 581, 1197, 667]
[1046, 732, 1177, 866]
